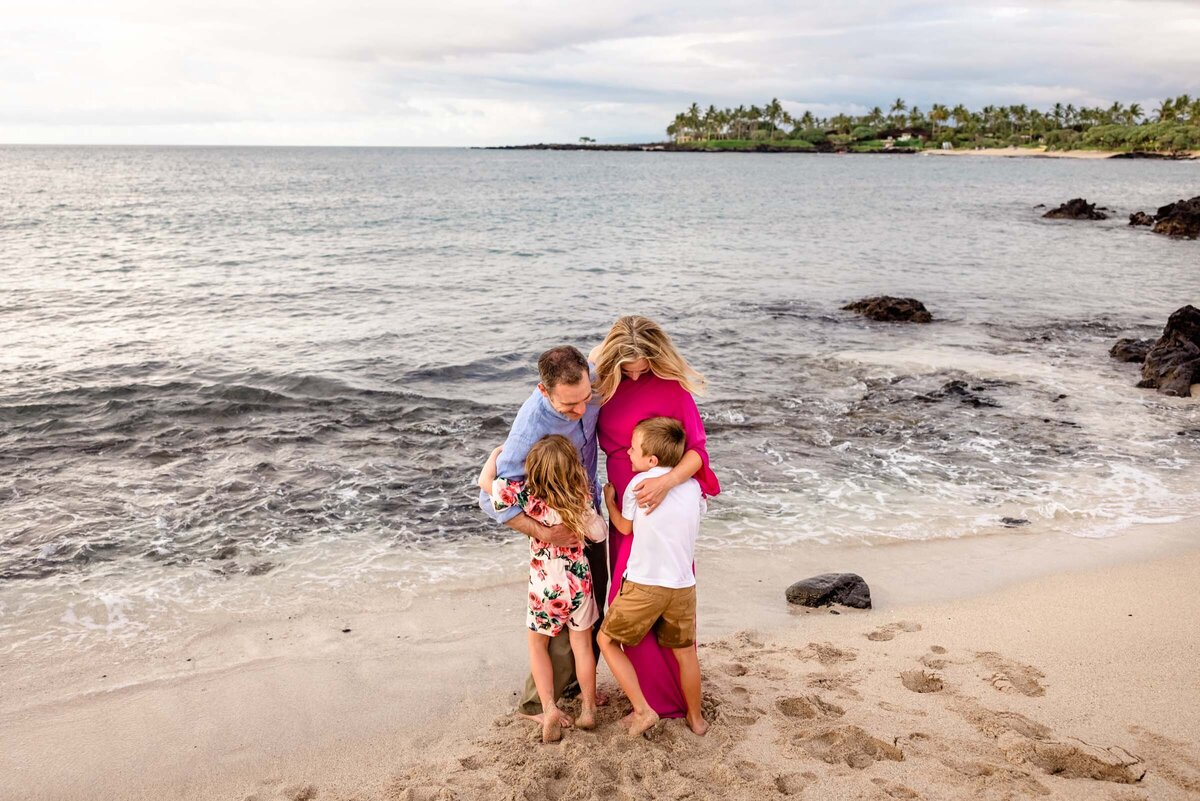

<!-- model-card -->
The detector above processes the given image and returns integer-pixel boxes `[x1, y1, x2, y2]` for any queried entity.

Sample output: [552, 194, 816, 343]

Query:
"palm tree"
[929, 103, 949, 139]
[1156, 98, 1175, 122]
[764, 97, 784, 141]
[1126, 103, 1143, 126]
[890, 97, 907, 119]
[951, 104, 970, 129]
[1175, 94, 1191, 122]
[800, 110, 815, 129]
[687, 102, 702, 140]
[668, 113, 687, 143]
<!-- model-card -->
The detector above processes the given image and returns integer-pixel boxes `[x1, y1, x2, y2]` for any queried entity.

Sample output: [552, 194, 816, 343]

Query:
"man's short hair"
[633, 416, 686, 468]
[538, 346, 589, 390]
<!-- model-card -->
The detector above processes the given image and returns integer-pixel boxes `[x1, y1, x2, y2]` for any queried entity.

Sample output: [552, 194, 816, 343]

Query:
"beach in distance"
[1, 145, 1199, 800]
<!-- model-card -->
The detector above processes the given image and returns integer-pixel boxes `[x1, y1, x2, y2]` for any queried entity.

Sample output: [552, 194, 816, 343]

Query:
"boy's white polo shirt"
[621, 466, 707, 589]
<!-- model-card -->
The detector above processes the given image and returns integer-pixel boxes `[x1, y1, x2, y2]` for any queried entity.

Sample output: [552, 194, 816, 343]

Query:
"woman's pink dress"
[599, 373, 720, 718]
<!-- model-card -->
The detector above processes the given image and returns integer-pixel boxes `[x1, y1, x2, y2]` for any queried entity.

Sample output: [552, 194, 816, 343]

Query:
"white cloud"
[1, 0, 1198, 145]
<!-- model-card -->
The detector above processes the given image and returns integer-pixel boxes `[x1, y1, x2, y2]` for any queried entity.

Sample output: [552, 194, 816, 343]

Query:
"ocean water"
[1, 145, 1198, 653]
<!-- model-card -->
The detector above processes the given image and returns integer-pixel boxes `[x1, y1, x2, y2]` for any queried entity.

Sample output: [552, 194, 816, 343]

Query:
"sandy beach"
[922, 146, 1199, 159]
[4, 518, 1199, 801]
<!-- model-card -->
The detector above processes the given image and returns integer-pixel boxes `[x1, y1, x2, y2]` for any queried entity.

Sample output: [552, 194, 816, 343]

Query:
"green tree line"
[666, 96, 1200, 152]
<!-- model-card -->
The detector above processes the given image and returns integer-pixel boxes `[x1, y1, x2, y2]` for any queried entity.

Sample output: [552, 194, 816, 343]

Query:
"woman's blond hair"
[591, 316, 705, 403]
[525, 435, 592, 542]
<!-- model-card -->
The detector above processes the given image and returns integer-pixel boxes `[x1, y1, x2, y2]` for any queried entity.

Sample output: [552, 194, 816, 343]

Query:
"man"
[479, 345, 609, 719]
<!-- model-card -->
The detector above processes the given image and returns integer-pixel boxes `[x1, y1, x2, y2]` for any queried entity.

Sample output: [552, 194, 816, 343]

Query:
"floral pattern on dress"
[491, 478, 604, 636]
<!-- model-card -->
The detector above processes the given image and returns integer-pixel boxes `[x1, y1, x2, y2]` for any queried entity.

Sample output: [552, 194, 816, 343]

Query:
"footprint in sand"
[872, 777, 920, 798]
[773, 772, 809, 796]
[807, 670, 864, 700]
[795, 641, 858, 663]
[866, 621, 923, 641]
[900, 670, 945, 694]
[775, 694, 845, 719]
[1000, 737, 1144, 784]
[976, 652, 1046, 697]
[795, 725, 904, 769]
[721, 662, 749, 677]
[1128, 725, 1200, 794]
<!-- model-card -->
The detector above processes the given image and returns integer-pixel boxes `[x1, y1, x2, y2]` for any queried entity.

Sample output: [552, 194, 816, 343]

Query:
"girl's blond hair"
[591, 316, 705, 403]
[525, 435, 593, 542]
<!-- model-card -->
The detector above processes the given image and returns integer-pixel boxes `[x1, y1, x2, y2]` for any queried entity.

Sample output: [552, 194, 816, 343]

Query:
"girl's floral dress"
[490, 478, 606, 636]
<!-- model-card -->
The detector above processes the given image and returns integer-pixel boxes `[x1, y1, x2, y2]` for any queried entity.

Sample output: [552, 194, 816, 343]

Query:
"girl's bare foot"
[627, 708, 659, 737]
[576, 703, 597, 730]
[542, 709, 564, 744]
[618, 711, 635, 729]
[686, 715, 709, 736]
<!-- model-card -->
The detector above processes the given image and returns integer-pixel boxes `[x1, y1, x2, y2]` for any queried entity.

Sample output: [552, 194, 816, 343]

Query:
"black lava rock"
[786, 573, 872, 609]
[1138, 305, 1200, 396]
[1109, 337, 1155, 363]
[842, 296, 933, 323]
[1042, 198, 1108, 220]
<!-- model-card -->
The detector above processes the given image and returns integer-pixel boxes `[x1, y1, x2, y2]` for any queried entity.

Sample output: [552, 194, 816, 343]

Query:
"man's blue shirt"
[478, 388, 602, 524]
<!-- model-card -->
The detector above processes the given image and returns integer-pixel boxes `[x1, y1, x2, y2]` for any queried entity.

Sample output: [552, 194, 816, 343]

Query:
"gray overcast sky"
[3, 0, 1199, 145]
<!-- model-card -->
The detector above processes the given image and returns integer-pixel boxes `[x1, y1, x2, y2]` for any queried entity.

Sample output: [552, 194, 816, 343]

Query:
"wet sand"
[3, 519, 1200, 800]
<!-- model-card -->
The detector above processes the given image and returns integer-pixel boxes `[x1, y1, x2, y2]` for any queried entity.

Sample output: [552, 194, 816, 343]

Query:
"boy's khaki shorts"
[601, 580, 696, 649]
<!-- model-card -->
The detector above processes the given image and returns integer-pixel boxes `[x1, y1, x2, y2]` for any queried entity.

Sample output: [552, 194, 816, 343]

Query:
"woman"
[591, 315, 720, 719]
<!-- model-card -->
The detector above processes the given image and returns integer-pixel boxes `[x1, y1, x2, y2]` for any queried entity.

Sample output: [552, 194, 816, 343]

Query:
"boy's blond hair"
[634, 417, 686, 468]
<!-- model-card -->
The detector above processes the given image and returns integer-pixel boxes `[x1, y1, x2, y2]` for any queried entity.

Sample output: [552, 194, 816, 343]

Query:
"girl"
[478, 434, 606, 744]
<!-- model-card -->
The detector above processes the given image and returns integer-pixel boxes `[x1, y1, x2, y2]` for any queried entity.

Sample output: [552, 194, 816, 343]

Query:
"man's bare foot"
[518, 710, 573, 728]
[576, 703, 597, 730]
[627, 708, 659, 737]
[686, 715, 709, 736]
[542, 709, 564, 744]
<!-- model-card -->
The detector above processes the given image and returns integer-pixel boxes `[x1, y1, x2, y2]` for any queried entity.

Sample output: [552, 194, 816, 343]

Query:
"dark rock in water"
[1138, 305, 1200, 396]
[1109, 338, 1155, 363]
[786, 573, 872, 609]
[917, 379, 1001, 408]
[1129, 211, 1154, 227]
[1150, 196, 1200, 239]
[1042, 198, 1108, 220]
[1000, 517, 1031, 528]
[843, 296, 933, 323]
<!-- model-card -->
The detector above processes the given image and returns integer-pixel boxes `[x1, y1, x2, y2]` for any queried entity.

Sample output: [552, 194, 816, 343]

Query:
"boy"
[600, 416, 708, 737]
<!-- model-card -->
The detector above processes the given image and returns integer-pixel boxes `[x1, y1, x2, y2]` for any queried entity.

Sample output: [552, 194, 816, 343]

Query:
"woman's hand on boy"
[632, 473, 674, 514]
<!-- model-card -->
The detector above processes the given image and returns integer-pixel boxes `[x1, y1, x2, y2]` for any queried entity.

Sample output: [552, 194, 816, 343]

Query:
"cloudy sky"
[3, 0, 1199, 146]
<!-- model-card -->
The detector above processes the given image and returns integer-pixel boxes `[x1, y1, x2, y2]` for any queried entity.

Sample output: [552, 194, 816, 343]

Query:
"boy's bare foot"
[542, 709, 564, 744]
[686, 715, 709, 737]
[627, 708, 660, 737]
[576, 704, 597, 730]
